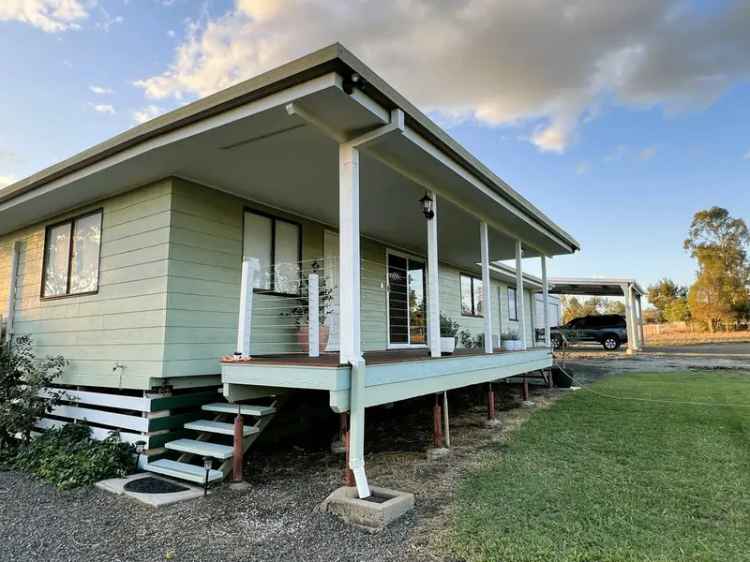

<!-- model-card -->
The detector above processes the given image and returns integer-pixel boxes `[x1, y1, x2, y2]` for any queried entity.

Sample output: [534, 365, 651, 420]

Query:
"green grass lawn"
[450, 371, 750, 562]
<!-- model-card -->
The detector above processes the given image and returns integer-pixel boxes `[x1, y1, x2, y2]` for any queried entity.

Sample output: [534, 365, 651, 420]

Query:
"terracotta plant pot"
[296, 325, 330, 353]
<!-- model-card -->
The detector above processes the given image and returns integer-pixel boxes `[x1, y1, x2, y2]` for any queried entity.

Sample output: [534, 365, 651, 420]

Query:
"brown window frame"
[40, 209, 103, 300]
[460, 273, 484, 318]
[242, 208, 303, 297]
[508, 287, 519, 321]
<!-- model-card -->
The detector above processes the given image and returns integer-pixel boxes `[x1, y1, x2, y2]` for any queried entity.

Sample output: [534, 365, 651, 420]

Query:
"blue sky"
[0, 0, 748, 294]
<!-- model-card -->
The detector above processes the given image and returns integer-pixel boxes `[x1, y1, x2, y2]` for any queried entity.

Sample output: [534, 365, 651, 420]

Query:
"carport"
[549, 278, 645, 353]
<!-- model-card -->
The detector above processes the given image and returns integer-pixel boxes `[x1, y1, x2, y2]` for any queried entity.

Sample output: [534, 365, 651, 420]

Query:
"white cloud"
[89, 85, 113, 95]
[167, 29, 175, 38]
[639, 146, 657, 160]
[576, 161, 591, 175]
[95, 6, 123, 31]
[134, 0, 750, 153]
[133, 104, 162, 124]
[91, 103, 115, 114]
[0, 175, 16, 188]
[0, 0, 93, 32]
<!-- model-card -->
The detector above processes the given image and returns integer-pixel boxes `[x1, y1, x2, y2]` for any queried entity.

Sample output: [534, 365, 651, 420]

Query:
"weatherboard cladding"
[0, 177, 542, 390]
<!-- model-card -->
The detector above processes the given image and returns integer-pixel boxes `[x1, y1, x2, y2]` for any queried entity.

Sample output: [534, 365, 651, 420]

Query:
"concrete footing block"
[321, 486, 415, 531]
[484, 418, 503, 428]
[521, 400, 536, 408]
[426, 447, 450, 461]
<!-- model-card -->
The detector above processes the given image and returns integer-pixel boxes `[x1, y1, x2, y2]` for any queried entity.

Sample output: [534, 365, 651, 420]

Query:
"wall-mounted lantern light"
[420, 193, 435, 220]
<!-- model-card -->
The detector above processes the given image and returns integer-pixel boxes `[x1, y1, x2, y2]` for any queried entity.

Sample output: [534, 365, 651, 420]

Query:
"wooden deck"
[221, 347, 539, 368]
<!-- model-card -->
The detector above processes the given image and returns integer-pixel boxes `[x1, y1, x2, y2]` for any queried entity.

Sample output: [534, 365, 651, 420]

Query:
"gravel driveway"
[0, 388, 549, 562]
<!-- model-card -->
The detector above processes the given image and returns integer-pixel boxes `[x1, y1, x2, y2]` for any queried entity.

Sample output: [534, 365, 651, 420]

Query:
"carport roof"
[549, 278, 645, 297]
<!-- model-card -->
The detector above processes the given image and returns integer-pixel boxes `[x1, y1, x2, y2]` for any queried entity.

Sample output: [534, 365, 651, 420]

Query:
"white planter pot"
[440, 337, 456, 354]
[502, 340, 523, 351]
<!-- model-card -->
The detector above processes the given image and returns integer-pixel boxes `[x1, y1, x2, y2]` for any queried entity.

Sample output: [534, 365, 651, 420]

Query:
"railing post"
[308, 273, 320, 358]
[236, 258, 257, 357]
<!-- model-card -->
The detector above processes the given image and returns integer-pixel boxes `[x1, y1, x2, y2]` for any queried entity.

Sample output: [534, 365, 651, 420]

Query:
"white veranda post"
[630, 284, 641, 351]
[623, 283, 635, 354]
[541, 256, 550, 347]
[338, 143, 362, 365]
[427, 191, 441, 358]
[515, 240, 527, 350]
[637, 294, 646, 347]
[480, 222, 494, 353]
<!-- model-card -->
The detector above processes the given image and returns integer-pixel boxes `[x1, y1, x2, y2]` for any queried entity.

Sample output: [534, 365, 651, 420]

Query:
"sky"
[0, 0, 749, 294]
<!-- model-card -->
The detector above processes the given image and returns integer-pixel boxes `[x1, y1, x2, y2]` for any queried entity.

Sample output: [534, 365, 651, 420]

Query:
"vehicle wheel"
[551, 334, 564, 350]
[601, 334, 620, 351]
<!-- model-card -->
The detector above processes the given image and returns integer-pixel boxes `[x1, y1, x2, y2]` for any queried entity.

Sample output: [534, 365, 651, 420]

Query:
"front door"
[387, 252, 427, 347]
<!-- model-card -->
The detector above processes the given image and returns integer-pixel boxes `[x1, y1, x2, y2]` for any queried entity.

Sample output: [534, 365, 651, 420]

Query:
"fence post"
[308, 273, 320, 358]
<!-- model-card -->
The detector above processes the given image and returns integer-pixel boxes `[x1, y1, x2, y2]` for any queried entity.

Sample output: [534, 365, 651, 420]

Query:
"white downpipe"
[236, 258, 257, 356]
[349, 359, 370, 498]
[541, 256, 550, 347]
[480, 222, 494, 353]
[515, 240, 527, 350]
[427, 191, 441, 358]
[308, 273, 320, 358]
[3, 241, 20, 346]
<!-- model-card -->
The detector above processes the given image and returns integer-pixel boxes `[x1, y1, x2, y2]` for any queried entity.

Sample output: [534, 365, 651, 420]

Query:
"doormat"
[123, 476, 190, 494]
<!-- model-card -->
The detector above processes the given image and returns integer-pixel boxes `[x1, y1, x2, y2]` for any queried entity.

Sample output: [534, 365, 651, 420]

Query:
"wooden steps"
[145, 398, 279, 486]
[165, 439, 234, 459]
[184, 419, 258, 437]
[202, 403, 276, 417]
[145, 459, 224, 484]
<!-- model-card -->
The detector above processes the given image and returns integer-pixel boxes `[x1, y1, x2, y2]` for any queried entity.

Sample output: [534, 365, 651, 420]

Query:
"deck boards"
[222, 347, 544, 368]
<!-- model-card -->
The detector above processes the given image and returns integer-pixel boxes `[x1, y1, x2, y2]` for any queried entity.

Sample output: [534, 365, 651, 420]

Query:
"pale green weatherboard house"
[0, 44, 577, 494]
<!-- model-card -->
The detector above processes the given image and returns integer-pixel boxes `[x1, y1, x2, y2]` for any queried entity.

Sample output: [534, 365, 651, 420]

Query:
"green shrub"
[0, 335, 66, 451]
[14, 424, 134, 490]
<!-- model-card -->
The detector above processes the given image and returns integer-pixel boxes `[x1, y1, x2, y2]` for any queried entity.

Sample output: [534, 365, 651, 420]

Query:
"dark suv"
[550, 314, 628, 351]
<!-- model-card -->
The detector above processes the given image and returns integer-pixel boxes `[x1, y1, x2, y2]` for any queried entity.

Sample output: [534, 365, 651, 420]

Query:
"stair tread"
[202, 402, 276, 416]
[165, 439, 234, 459]
[184, 419, 258, 437]
[145, 459, 223, 484]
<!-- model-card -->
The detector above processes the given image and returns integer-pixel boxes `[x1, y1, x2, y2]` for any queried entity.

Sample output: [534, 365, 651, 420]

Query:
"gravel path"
[0, 387, 550, 562]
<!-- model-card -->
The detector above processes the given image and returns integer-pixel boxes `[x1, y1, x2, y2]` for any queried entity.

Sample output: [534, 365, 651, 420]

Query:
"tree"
[647, 278, 688, 322]
[604, 300, 626, 315]
[684, 207, 750, 331]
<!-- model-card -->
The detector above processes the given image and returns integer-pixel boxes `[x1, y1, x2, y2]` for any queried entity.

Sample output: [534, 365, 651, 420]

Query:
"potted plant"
[501, 331, 523, 351]
[439, 314, 459, 354]
[280, 261, 334, 353]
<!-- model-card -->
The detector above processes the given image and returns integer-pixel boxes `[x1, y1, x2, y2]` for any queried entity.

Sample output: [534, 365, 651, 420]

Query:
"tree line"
[647, 207, 749, 332]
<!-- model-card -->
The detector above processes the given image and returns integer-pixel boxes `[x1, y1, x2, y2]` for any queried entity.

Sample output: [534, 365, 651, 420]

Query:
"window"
[508, 287, 518, 321]
[243, 210, 301, 294]
[42, 210, 103, 299]
[460, 274, 483, 317]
